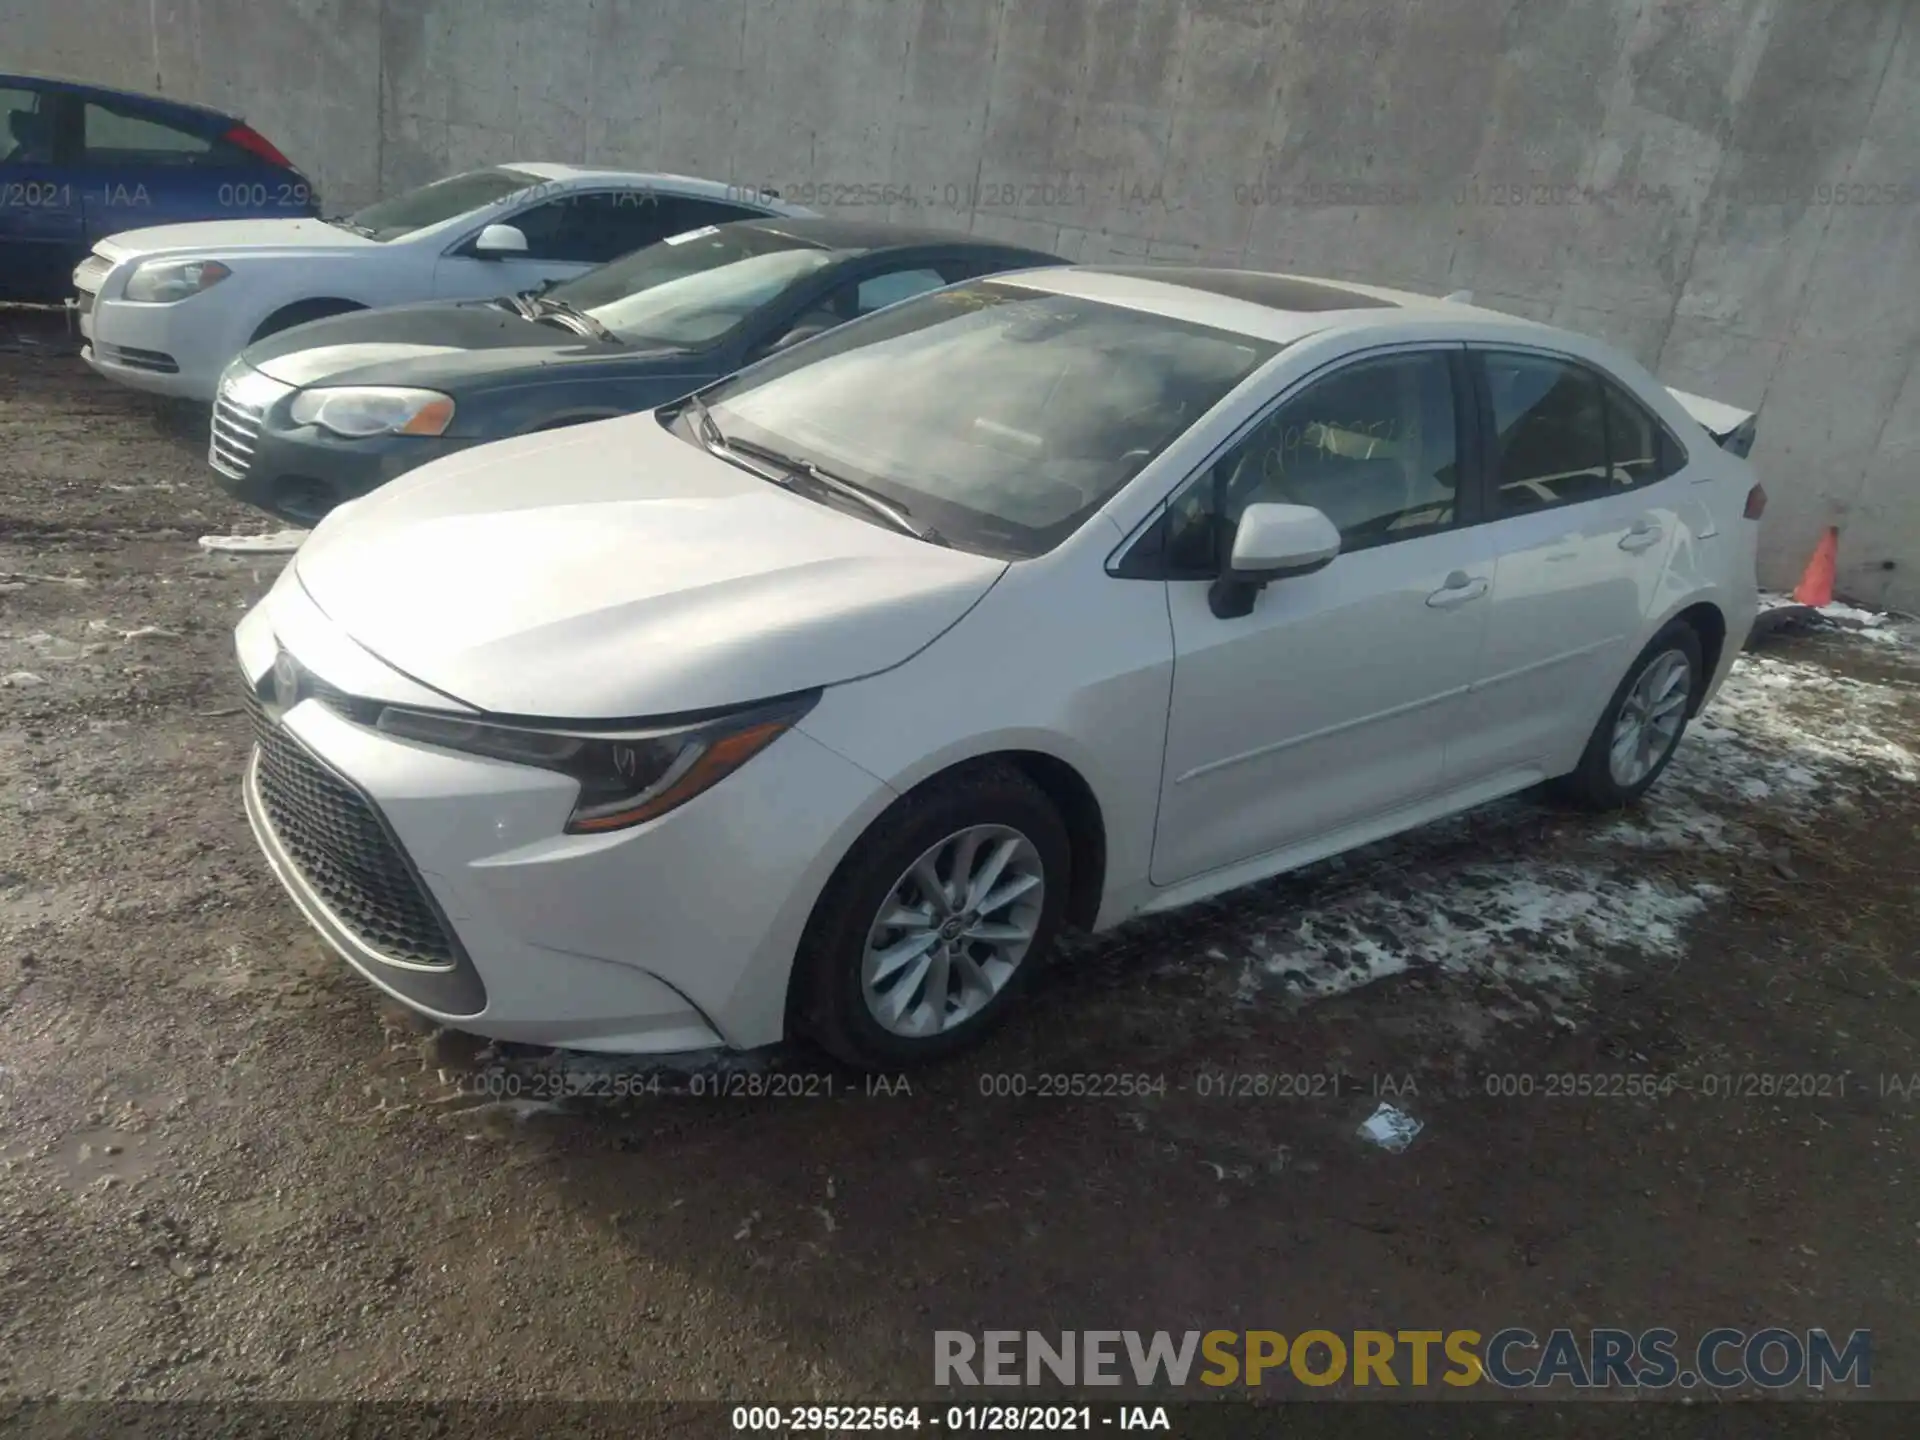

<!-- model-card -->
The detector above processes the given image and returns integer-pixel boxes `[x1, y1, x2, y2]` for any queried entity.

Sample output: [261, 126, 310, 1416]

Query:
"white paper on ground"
[197, 530, 309, 554]
[1358, 1102, 1424, 1152]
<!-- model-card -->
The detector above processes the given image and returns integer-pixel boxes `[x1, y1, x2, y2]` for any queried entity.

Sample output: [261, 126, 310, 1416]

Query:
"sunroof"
[1085, 267, 1399, 312]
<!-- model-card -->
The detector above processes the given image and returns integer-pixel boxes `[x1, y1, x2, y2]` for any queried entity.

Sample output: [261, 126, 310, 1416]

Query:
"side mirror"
[472, 223, 528, 258]
[1207, 502, 1341, 619]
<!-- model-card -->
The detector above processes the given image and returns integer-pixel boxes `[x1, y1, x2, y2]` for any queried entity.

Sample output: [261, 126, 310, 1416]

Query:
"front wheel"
[1551, 622, 1703, 810]
[793, 764, 1070, 1069]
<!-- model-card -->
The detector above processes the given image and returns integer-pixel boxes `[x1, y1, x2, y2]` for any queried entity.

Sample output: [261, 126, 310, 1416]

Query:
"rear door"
[0, 81, 84, 300]
[1447, 348, 1690, 786]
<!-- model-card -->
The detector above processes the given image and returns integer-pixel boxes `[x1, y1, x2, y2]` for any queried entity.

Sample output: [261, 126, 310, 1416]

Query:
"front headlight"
[290, 386, 456, 438]
[123, 258, 232, 303]
[373, 693, 817, 833]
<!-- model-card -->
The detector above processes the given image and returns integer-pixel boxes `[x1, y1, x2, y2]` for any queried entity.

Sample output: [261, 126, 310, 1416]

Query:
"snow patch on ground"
[1201, 645, 1914, 1020]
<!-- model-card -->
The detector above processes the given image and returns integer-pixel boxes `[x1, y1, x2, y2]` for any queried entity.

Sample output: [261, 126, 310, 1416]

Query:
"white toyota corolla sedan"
[72, 163, 810, 401]
[234, 266, 1763, 1068]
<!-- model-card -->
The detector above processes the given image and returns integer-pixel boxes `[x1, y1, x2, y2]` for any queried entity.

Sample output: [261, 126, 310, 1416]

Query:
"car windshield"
[337, 167, 543, 242]
[542, 226, 839, 347]
[698, 282, 1280, 558]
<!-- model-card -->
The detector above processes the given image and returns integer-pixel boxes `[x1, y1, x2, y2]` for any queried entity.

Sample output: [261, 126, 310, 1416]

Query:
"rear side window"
[82, 101, 226, 165]
[1482, 353, 1610, 517]
[1603, 380, 1687, 485]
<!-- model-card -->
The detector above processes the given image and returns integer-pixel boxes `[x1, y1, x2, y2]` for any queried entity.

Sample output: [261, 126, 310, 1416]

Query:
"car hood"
[293, 415, 1007, 718]
[96, 218, 377, 262]
[245, 301, 685, 389]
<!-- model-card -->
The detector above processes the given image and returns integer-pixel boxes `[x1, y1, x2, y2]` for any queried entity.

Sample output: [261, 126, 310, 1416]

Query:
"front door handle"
[1426, 571, 1490, 608]
[1619, 519, 1664, 553]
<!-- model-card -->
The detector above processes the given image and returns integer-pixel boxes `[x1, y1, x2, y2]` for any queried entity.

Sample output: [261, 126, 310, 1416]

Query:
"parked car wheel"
[1552, 621, 1704, 810]
[794, 763, 1070, 1069]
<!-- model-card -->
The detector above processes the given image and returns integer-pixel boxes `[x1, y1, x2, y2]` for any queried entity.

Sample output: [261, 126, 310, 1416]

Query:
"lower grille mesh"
[245, 689, 456, 968]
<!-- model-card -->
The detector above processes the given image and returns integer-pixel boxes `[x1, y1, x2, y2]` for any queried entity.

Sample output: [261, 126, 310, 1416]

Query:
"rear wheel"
[1551, 622, 1702, 810]
[793, 764, 1070, 1069]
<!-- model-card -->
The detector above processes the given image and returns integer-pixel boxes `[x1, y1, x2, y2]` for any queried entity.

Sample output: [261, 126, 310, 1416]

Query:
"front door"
[1149, 347, 1494, 885]
[0, 83, 84, 301]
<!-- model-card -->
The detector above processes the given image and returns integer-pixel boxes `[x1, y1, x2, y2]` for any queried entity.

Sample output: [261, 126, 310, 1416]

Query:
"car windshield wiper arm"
[688, 412, 945, 546]
[534, 296, 619, 344]
[726, 438, 944, 546]
[324, 216, 378, 238]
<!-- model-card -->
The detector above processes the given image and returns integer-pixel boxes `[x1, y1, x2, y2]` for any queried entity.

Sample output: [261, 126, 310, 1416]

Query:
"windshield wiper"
[683, 393, 725, 450]
[323, 216, 378, 238]
[680, 398, 943, 545]
[533, 295, 619, 344]
[721, 436, 944, 546]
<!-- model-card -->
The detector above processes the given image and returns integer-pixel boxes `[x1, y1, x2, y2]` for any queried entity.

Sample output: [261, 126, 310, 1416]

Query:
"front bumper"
[214, 413, 475, 524]
[233, 591, 892, 1053]
[80, 291, 233, 401]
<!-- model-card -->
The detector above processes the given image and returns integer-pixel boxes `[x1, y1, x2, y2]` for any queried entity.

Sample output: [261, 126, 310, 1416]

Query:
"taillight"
[1744, 483, 1767, 520]
[223, 124, 294, 169]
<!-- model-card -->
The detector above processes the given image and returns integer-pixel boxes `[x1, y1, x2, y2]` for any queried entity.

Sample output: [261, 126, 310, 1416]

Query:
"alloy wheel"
[860, 824, 1045, 1038]
[1608, 648, 1692, 787]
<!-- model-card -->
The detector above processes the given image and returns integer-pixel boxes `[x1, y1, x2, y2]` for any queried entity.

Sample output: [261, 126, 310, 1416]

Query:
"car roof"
[737, 214, 1051, 255]
[0, 72, 238, 122]
[996, 264, 1553, 345]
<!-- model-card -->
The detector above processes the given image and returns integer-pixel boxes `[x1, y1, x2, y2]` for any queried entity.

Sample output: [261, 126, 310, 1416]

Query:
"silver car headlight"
[289, 386, 457, 438]
[123, 258, 232, 303]
[374, 693, 818, 833]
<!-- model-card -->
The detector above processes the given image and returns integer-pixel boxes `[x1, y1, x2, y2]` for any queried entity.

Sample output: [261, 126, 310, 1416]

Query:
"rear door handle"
[1619, 519, 1664, 552]
[1426, 571, 1490, 608]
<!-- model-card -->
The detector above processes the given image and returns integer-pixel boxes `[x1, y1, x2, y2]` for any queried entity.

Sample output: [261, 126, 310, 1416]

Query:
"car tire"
[1551, 621, 1704, 811]
[793, 762, 1071, 1070]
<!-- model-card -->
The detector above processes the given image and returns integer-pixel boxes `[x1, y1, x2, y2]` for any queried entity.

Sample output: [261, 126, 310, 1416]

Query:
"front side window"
[1161, 351, 1462, 573]
[339, 167, 542, 242]
[503, 192, 770, 265]
[699, 282, 1279, 558]
[852, 267, 949, 315]
[541, 225, 839, 347]
[0, 86, 52, 164]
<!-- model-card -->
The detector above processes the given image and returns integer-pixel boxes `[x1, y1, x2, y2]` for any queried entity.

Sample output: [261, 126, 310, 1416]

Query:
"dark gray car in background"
[207, 217, 1063, 524]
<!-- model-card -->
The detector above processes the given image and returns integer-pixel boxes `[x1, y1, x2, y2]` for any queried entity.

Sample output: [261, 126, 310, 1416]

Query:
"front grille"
[244, 684, 458, 969]
[211, 392, 263, 479]
[101, 343, 179, 374]
[211, 365, 295, 481]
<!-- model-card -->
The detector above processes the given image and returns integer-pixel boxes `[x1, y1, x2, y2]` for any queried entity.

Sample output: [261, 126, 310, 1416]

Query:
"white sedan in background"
[71, 163, 811, 400]
[234, 267, 1763, 1068]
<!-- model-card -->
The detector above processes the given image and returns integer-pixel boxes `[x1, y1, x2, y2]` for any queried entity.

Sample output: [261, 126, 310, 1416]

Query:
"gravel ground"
[3, 309, 1919, 1416]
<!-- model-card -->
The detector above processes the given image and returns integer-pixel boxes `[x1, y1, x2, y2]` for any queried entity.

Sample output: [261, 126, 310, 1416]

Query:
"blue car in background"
[0, 73, 316, 302]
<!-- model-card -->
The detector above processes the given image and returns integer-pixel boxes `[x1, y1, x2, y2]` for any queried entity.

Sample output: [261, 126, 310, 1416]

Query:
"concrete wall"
[6, 0, 1918, 608]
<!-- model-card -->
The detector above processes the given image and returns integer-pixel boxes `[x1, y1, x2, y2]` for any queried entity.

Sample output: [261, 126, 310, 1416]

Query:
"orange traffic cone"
[1791, 525, 1838, 608]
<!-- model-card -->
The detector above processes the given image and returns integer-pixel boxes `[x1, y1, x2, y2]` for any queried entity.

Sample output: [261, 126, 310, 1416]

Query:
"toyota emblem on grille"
[271, 652, 300, 713]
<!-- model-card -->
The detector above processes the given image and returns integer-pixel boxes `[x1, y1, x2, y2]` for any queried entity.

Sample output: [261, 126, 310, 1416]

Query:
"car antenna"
[1442, 289, 1473, 304]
